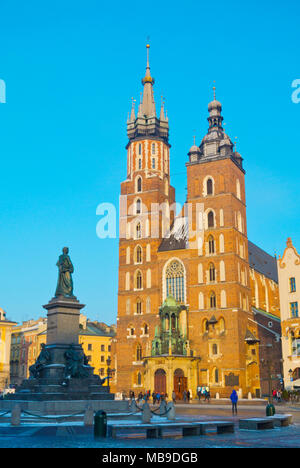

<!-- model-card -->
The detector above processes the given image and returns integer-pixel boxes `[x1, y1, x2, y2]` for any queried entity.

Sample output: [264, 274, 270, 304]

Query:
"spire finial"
[234, 136, 238, 151]
[193, 135, 196, 145]
[213, 80, 216, 100]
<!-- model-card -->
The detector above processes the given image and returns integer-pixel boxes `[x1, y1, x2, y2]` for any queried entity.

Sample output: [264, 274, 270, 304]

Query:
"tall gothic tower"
[116, 45, 175, 392]
[185, 90, 261, 394]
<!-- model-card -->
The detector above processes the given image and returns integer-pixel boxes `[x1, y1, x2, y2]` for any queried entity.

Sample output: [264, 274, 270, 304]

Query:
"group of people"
[272, 389, 282, 402]
[196, 387, 211, 401]
[128, 390, 168, 404]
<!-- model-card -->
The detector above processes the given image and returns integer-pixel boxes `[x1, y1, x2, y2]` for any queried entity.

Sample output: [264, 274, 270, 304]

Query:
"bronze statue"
[55, 247, 74, 297]
[29, 343, 51, 378]
[64, 344, 89, 379]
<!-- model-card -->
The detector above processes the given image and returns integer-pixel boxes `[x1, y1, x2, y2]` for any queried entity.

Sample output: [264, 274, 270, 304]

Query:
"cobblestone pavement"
[0, 403, 299, 448]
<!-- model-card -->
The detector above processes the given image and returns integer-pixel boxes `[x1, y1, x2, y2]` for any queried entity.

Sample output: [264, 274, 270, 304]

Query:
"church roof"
[158, 217, 189, 252]
[248, 240, 278, 282]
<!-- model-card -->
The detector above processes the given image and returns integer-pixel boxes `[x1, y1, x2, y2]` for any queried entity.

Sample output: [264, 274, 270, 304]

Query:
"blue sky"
[0, 0, 299, 324]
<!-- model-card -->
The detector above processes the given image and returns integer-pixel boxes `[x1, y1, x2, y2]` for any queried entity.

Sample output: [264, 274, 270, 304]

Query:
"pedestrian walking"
[172, 390, 176, 404]
[187, 390, 190, 403]
[183, 389, 187, 403]
[230, 389, 238, 415]
[277, 390, 282, 402]
[152, 391, 156, 404]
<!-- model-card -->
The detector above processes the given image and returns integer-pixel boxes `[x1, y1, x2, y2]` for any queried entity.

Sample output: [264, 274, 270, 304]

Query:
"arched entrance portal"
[154, 368, 166, 394]
[174, 368, 187, 400]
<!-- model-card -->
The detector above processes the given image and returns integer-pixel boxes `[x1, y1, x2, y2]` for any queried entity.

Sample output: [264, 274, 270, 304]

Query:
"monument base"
[0, 398, 129, 415]
[4, 376, 115, 401]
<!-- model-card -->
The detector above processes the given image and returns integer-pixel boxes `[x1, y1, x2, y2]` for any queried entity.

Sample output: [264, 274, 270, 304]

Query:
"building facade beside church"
[278, 238, 300, 390]
[116, 45, 281, 399]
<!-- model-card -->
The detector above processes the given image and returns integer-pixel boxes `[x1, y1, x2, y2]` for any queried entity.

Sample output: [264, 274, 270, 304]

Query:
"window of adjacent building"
[138, 143, 142, 155]
[138, 158, 142, 170]
[290, 302, 299, 318]
[152, 158, 156, 169]
[88, 344, 92, 351]
[291, 333, 300, 356]
[101, 345, 105, 352]
[212, 343, 218, 355]
[165, 260, 185, 303]
[214, 368, 219, 383]
[290, 277, 296, 293]
[108, 345, 111, 352]
[152, 143, 155, 154]
[100, 368, 104, 376]
[101, 355, 104, 362]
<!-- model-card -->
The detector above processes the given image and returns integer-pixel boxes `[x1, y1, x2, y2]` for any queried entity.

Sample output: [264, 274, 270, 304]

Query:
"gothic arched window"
[136, 222, 141, 239]
[136, 271, 142, 290]
[136, 344, 142, 361]
[136, 199, 141, 214]
[135, 245, 142, 264]
[209, 263, 216, 282]
[208, 235, 215, 254]
[208, 211, 215, 228]
[207, 178, 213, 195]
[210, 291, 216, 308]
[165, 260, 185, 303]
[136, 298, 142, 314]
[137, 177, 142, 193]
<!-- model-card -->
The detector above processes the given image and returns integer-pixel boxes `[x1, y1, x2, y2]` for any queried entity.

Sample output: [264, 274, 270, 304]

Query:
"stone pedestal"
[4, 295, 118, 408]
[44, 295, 84, 345]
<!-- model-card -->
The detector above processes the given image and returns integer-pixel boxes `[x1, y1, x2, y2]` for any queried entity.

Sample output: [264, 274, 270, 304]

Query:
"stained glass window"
[165, 260, 185, 303]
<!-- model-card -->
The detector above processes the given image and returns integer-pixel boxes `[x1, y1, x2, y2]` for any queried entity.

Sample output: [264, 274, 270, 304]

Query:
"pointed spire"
[141, 43, 156, 117]
[130, 97, 136, 121]
[160, 95, 166, 120]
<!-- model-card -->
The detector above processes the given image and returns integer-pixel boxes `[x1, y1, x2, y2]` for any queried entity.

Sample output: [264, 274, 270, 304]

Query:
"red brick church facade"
[115, 46, 281, 398]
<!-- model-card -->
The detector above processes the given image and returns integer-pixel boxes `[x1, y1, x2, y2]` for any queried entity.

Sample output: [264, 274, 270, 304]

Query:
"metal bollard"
[94, 410, 107, 438]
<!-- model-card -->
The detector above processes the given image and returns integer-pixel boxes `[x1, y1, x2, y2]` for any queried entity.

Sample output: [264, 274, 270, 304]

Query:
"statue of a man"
[55, 247, 74, 297]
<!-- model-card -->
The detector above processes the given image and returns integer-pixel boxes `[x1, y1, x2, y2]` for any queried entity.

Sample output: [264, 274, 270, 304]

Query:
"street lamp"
[106, 357, 111, 387]
[106, 356, 115, 388]
[288, 369, 294, 391]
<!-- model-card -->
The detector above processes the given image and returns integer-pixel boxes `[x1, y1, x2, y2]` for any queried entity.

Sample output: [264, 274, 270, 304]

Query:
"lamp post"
[288, 368, 294, 391]
[106, 356, 111, 387]
[259, 343, 277, 415]
[106, 356, 115, 388]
